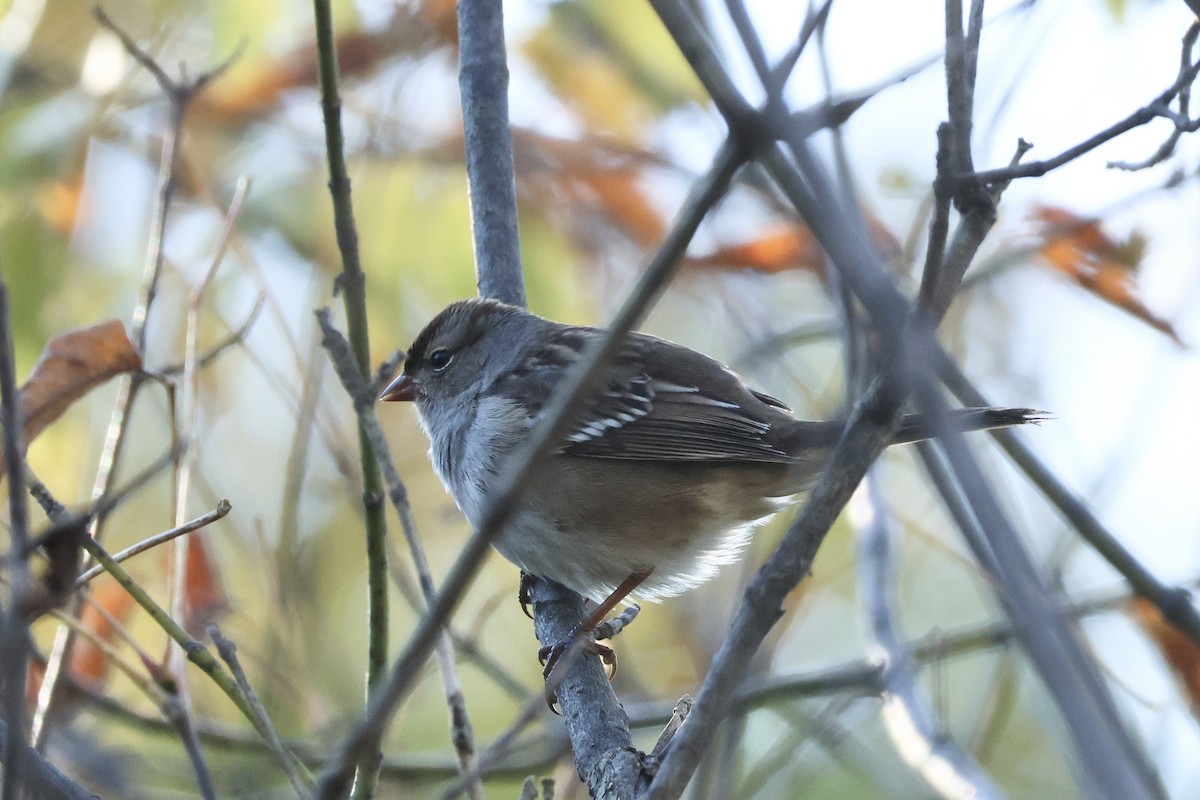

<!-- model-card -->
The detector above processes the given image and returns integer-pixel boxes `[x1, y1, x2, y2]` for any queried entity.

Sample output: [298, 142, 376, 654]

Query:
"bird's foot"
[539, 630, 617, 711]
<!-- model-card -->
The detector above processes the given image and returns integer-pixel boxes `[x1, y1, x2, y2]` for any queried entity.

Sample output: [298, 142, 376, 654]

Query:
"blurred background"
[2, 0, 1200, 796]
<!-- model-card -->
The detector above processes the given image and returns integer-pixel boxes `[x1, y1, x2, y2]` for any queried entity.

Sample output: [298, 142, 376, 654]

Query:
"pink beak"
[379, 373, 417, 402]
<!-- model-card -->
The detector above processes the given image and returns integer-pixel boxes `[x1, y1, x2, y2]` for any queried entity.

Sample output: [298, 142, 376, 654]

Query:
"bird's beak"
[379, 373, 417, 402]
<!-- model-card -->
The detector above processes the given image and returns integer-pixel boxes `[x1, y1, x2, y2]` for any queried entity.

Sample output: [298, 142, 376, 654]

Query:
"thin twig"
[211, 626, 313, 798]
[44, 602, 172, 707]
[75, 536, 256, 717]
[81, 681, 570, 782]
[646, 2, 1167, 796]
[966, 22, 1200, 186]
[309, 0, 390, 793]
[385, 547, 529, 702]
[154, 178, 250, 798]
[74, 501, 232, 588]
[854, 477, 1005, 800]
[1109, 24, 1199, 171]
[33, 3, 238, 750]
[644, 377, 905, 800]
[316, 312, 484, 800]
[912, 377, 1164, 799]
[173, 174, 250, 617]
[436, 690, 553, 800]
[0, 281, 32, 800]
[163, 180, 250, 788]
[165, 698, 219, 800]
[276, 328, 325, 619]
[68, 521, 320, 800]
[157, 290, 267, 377]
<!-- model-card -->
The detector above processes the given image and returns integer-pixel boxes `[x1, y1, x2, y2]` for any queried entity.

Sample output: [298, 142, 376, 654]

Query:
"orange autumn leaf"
[686, 225, 822, 274]
[514, 132, 669, 250]
[1033, 205, 1182, 345]
[419, 0, 459, 47]
[21, 320, 142, 441]
[36, 173, 86, 235]
[1129, 597, 1200, 719]
[26, 581, 137, 713]
[686, 216, 902, 275]
[71, 581, 137, 689]
[181, 534, 230, 636]
[515, 130, 902, 274]
[2, 320, 142, 478]
[584, 168, 666, 249]
[194, 31, 388, 123]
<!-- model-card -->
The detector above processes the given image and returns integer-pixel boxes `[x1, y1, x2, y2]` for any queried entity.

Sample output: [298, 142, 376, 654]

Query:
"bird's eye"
[428, 349, 453, 372]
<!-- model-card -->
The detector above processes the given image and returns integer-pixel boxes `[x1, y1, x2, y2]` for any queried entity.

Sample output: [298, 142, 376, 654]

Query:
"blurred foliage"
[0, 0, 1196, 798]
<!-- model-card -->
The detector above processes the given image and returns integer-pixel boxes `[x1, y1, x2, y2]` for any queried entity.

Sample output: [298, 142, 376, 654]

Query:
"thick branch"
[0, 720, 100, 800]
[458, 0, 525, 306]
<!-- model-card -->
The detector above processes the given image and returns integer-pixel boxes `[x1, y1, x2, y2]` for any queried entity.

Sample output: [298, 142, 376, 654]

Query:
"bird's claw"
[518, 571, 535, 620]
[538, 636, 618, 712]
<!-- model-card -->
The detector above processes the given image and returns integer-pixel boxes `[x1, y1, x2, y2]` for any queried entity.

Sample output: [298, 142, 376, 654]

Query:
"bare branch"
[34, 3, 238, 751]
[74, 501, 233, 589]
[0, 280, 33, 800]
[309, 0, 390, 792]
[211, 626, 313, 798]
[966, 21, 1200, 186]
[937, 353, 1200, 645]
[316, 311, 484, 800]
[1111, 22, 1200, 170]
[854, 477, 1005, 800]
[646, 2, 1168, 797]
[458, 0, 525, 306]
[0, 720, 100, 800]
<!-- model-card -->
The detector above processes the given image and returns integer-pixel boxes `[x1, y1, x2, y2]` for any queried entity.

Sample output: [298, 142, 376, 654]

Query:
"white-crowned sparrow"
[380, 297, 1037, 679]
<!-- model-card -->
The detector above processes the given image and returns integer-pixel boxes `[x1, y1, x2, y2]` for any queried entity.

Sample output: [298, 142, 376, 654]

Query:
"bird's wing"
[496, 326, 801, 464]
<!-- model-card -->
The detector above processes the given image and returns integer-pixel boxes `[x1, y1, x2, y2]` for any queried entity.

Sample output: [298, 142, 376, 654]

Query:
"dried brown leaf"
[181, 534, 230, 636]
[1034, 205, 1182, 345]
[685, 215, 901, 275]
[21, 319, 141, 443]
[71, 581, 137, 689]
[1129, 597, 1200, 720]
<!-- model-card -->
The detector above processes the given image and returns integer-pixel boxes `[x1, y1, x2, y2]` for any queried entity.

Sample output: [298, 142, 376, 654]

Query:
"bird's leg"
[539, 571, 649, 691]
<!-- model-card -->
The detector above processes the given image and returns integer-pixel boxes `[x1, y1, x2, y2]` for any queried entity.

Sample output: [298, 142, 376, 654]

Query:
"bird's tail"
[890, 407, 1047, 445]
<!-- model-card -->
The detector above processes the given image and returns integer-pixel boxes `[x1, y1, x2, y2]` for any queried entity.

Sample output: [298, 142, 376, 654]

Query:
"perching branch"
[458, 0, 526, 306]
